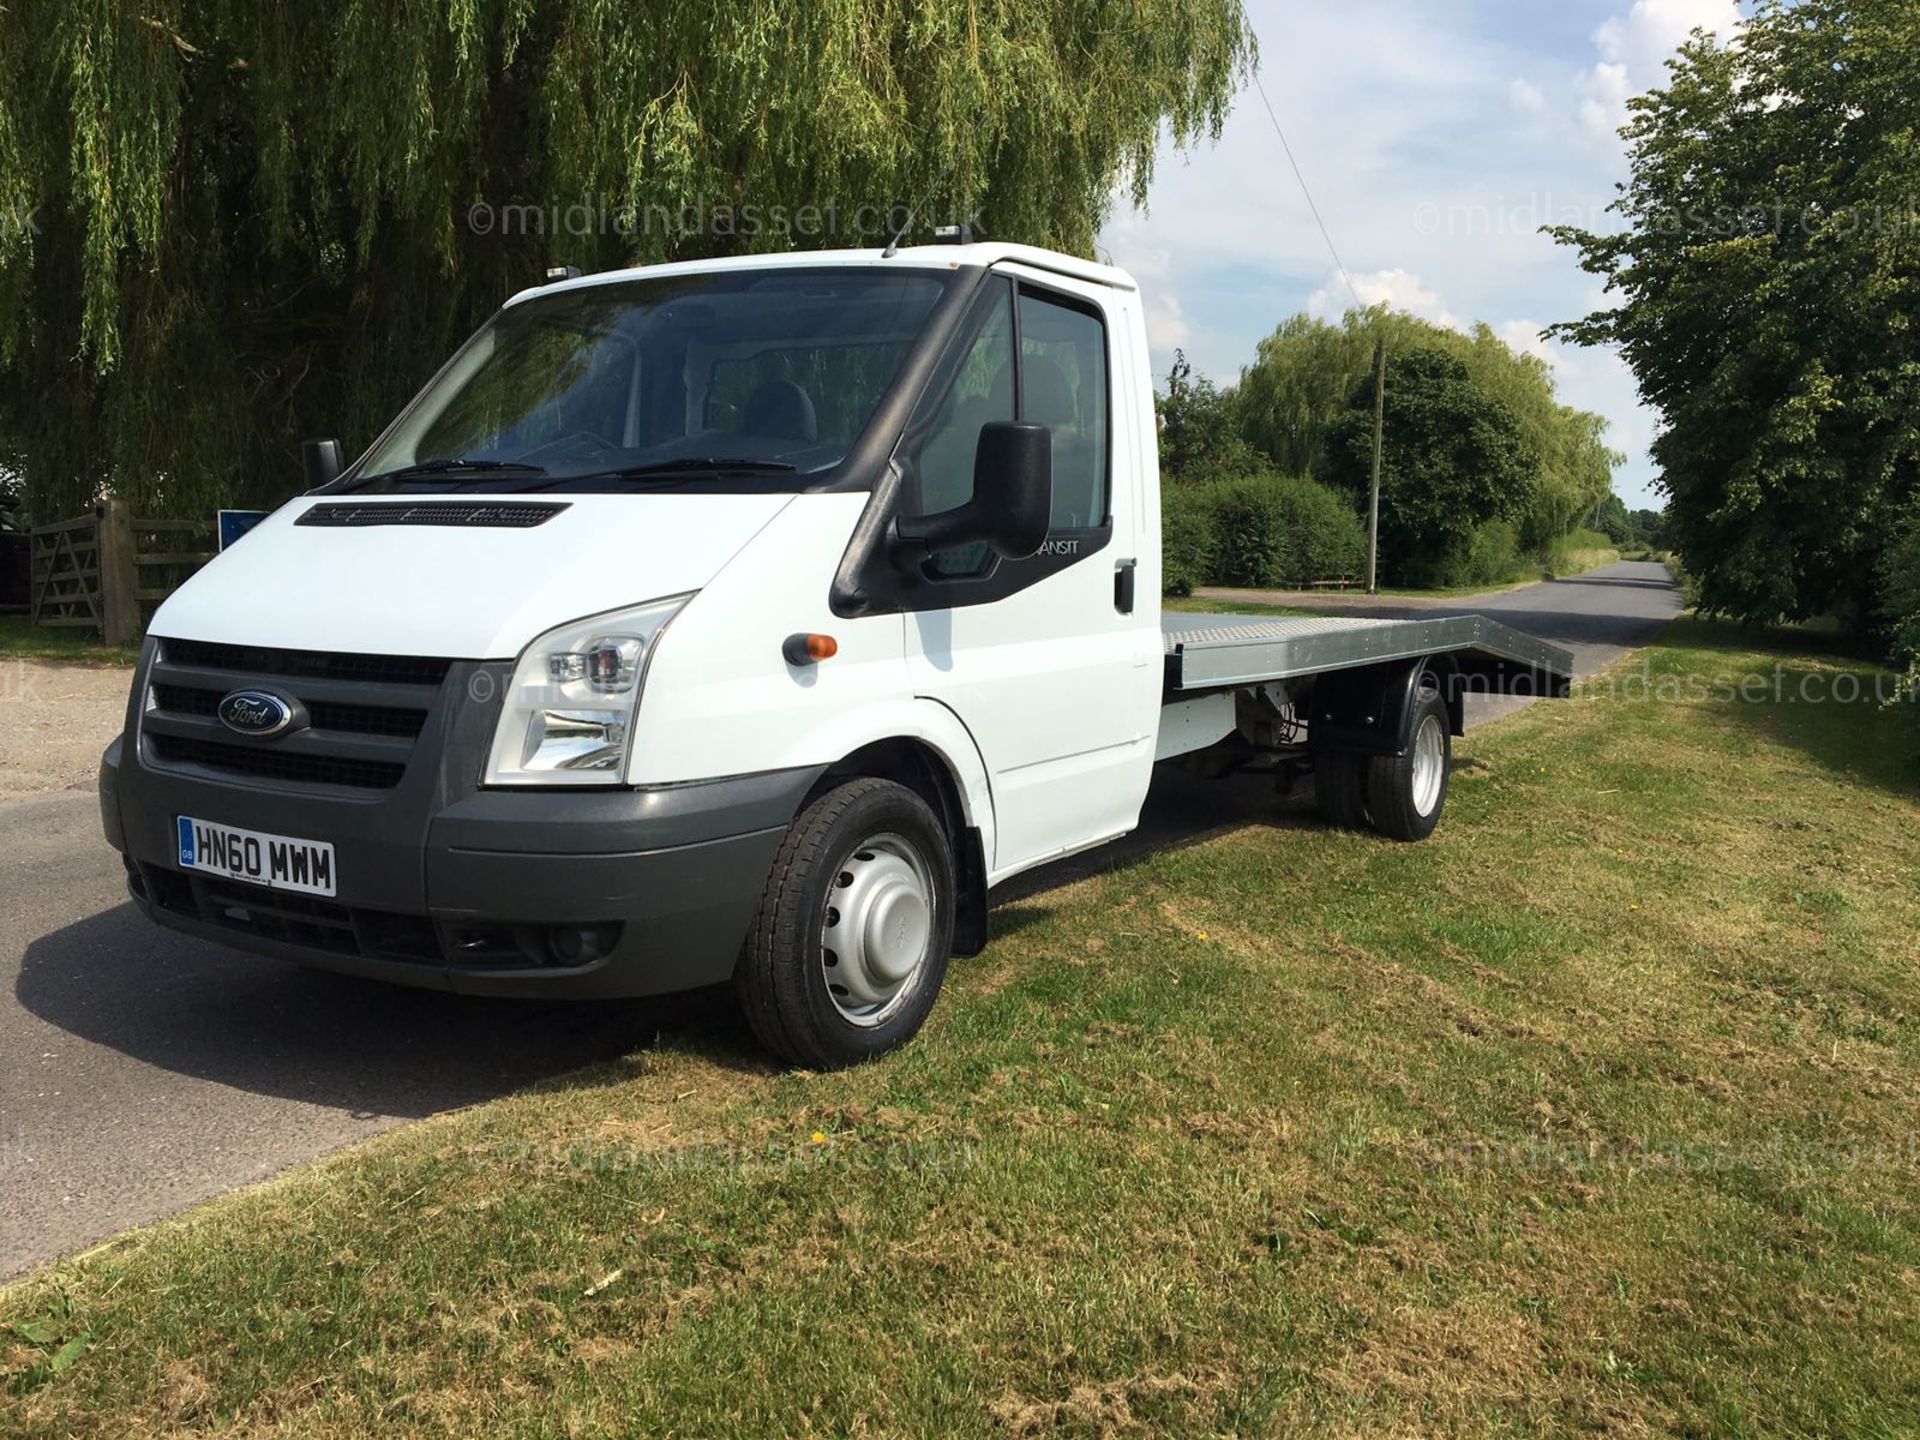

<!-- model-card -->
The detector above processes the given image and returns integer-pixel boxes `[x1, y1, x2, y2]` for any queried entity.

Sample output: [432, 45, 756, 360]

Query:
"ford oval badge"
[218, 690, 296, 738]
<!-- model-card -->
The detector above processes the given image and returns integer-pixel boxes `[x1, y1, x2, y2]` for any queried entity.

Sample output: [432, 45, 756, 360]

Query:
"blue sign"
[218, 509, 270, 551]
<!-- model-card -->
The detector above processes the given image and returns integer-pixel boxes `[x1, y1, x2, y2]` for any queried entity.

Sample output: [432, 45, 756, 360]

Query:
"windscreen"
[351, 268, 953, 491]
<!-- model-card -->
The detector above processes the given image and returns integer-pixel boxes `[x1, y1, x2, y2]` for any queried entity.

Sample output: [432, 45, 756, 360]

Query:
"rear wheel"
[1366, 687, 1451, 842]
[1313, 750, 1371, 830]
[734, 778, 955, 1068]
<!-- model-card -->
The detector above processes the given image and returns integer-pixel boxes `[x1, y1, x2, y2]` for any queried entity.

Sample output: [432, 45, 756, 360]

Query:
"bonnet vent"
[297, 501, 569, 529]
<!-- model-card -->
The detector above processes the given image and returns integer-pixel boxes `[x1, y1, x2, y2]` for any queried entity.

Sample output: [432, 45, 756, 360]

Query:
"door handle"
[1114, 558, 1137, 614]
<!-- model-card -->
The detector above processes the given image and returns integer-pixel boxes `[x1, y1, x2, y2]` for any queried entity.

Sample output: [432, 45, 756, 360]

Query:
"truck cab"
[100, 242, 1570, 1067]
[101, 245, 1171, 1065]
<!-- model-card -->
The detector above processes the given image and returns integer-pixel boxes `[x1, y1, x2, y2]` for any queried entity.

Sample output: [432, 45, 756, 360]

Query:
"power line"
[1251, 72, 1366, 314]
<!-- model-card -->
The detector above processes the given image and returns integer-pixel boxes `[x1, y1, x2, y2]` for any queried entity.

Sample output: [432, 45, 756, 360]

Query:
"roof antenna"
[883, 159, 960, 258]
[881, 207, 917, 259]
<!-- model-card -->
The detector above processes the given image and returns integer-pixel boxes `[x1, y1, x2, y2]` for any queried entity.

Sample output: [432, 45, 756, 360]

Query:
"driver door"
[895, 272, 1159, 879]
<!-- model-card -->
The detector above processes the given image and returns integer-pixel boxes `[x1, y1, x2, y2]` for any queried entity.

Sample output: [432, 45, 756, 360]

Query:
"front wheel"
[1365, 687, 1451, 842]
[734, 778, 955, 1068]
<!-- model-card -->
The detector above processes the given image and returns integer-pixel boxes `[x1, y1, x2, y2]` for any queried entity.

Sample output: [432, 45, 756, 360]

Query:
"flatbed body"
[1161, 612, 1575, 696]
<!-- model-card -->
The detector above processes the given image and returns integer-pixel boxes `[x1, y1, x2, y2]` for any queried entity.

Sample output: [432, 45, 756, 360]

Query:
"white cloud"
[1497, 319, 1555, 366]
[1090, 0, 1685, 505]
[1577, 0, 1739, 141]
[1509, 79, 1548, 116]
[1309, 269, 1463, 331]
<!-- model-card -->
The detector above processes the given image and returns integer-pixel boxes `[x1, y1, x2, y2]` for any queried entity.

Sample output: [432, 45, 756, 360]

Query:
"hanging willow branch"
[0, 0, 1254, 521]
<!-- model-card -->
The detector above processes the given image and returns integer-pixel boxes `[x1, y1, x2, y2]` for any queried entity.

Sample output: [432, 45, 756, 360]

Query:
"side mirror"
[893, 421, 1053, 563]
[303, 437, 347, 489]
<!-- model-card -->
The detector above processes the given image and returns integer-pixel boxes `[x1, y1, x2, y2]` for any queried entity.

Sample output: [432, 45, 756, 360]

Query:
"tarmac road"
[0, 562, 1682, 1278]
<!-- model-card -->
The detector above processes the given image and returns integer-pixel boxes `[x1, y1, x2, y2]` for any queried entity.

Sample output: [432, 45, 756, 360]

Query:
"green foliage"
[1156, 351, 1262, 486]
[1592, 492, 1635, 546]
[1881, 504, 1920, 741]
[0, 1, 1254, 521]
[1234, 314, 1376, 476]
[1160, 485, 1216, 596]
[1235, 308, 1620, 555]
[1434, 520, 1526, 590]
[1550, 0, 1920, 630]
[1172, 473, 1365, 589]
[1319, 346, 1536, 586]
[1629, 508, 1668, 550]
[1541, 528, 1621, 580]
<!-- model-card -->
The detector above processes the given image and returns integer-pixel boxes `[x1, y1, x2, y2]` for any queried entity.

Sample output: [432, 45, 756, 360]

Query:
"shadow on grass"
[1660, 620, 1919, 799]
[995, 762, 1315, 907]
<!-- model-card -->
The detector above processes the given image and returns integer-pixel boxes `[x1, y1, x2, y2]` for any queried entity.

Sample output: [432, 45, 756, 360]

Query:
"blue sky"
[1097, 0, 1749, 509]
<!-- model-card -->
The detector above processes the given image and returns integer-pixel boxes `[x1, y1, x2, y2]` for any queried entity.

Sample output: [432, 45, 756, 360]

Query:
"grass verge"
[0, 616, 138, 667]
[6, 619, 1919, 1436]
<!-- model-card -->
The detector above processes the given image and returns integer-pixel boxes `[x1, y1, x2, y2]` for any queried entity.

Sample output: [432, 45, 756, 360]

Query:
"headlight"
[484, 595, 691, 786]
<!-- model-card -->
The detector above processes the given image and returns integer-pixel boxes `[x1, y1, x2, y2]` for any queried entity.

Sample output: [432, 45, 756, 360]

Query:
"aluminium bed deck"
[1161, 612, 1576, 696]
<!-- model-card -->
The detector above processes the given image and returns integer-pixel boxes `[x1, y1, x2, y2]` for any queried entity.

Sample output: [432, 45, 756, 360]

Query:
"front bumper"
[100, 646, 819, 999]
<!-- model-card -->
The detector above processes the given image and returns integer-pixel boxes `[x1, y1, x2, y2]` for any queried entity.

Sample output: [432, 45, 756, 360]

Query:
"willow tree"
[0, 0, 1253, 521]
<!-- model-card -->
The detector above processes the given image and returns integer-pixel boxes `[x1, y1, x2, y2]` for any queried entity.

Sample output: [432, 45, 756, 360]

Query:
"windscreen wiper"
[361, 457, 551, 483]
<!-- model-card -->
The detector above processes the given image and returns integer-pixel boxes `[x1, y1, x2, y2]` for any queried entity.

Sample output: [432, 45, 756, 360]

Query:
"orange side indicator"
[783, 633, 839, 666]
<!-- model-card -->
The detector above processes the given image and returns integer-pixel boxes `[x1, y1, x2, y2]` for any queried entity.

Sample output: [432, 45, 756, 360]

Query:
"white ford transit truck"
[99, 241, 1572, 1067]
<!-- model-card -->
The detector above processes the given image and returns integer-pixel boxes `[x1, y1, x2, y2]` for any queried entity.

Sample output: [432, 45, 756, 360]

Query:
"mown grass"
[0, 616, 137, 666]
[6, 619, 1920, 1437]
[1165, 595, 1319, 617]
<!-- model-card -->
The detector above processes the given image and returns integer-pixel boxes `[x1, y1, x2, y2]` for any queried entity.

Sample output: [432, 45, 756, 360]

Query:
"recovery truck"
[99, 240, 1572, 1067]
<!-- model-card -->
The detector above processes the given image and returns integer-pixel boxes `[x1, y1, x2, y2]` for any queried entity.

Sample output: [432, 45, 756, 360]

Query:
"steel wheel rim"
[1411, 712, 1446, 817]
[820, 831, 934, 1027]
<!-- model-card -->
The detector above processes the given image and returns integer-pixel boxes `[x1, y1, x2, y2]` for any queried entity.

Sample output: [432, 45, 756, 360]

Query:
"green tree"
[1592, 492, 1634, 546]
[1235, 312, 1376, 476]
[1320, 346, 1537, 584]
[1550, 0, 1920, 629]
[0, 0, 1253, 521]
[1156, 351, 1261, 485]
[1236, 308, 1617, 549]
[1883, 506, 1920, 739]
[1630, 508, 1667, 549]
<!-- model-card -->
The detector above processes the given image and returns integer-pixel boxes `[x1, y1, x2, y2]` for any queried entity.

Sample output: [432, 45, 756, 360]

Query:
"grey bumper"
[102, 730, 820, 1000]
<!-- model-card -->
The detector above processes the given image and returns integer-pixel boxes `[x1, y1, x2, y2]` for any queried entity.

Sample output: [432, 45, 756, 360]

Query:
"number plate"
[176, 816, 337, 897]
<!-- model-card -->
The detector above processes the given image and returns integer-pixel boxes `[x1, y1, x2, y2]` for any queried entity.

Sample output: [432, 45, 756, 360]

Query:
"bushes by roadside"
[1163, 473, 1367, 592]
[1420, 519, 1525, 590]
[1161, 486, 1216, 597]
[1881, 505, 1920, 747]
[1541, 528, 1620, 579]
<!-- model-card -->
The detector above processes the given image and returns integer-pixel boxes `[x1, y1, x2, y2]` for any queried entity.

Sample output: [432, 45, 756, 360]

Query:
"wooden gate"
[28, 510, 105, 633]
[29, 502, 217, 645]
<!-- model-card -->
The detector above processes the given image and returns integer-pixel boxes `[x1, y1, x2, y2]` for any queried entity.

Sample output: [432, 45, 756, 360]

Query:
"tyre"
[1365, 685, 1451, 842]
[734, 777, 955, 1068]
[1313, 750, 1371, 830]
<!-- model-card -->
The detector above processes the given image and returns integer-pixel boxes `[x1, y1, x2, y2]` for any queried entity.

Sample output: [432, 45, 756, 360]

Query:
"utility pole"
[1366, 337, 1386, 595]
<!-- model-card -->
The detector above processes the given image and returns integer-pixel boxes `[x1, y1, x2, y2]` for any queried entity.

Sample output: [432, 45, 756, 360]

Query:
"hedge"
[1163, 473, 1367, 593]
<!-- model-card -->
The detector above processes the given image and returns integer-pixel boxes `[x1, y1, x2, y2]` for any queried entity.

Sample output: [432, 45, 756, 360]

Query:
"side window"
[1018, 290, 1109, 530]
[911, 289, 1014, 578]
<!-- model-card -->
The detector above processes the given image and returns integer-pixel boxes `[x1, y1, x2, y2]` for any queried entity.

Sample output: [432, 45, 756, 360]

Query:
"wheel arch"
[808, 731, 992, 958]
[1310, 653, 1463, 757]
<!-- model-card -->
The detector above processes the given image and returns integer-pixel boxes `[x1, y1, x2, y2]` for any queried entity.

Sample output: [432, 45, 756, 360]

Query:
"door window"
[1018, 291, 1109, 530]
[892, 277, 1112, 589]
[912, 289, 1015, 577]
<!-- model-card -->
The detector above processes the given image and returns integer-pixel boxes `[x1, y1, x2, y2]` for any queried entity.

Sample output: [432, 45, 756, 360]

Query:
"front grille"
[161, 638, 450, 687]
[149, 734, 408, 790]
[144, 638, 450, 792]
[298, 501, 568, 529]
[151, 684, 426, 739]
